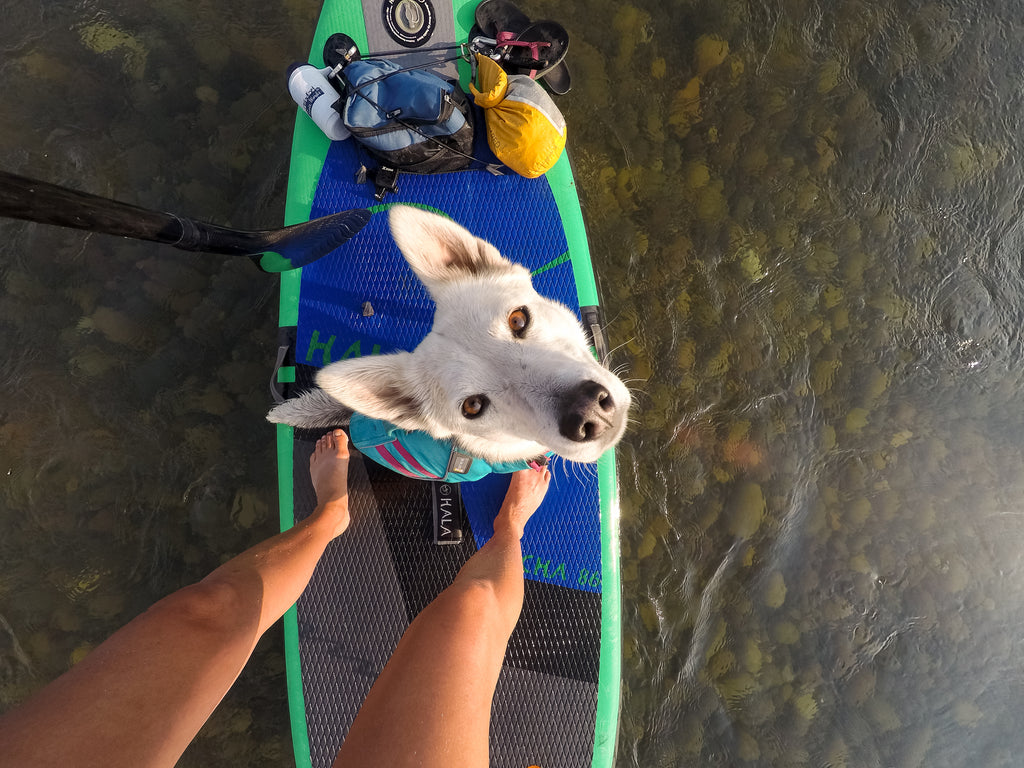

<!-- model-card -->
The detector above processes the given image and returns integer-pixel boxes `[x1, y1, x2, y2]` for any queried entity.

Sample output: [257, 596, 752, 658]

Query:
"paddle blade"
[254, 208, 373, 272]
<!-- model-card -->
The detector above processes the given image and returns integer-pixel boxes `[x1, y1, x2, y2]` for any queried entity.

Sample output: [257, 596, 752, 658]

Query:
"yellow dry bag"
[469, 53, 566, 178]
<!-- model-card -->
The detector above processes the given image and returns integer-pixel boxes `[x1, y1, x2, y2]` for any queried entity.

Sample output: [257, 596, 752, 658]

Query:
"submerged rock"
[726, 483, 767, 539]
[694, 34, 730, 76]
[762, 571, 787, 608]
[77, 21, 149, 79]
[668, 77, 702, 138]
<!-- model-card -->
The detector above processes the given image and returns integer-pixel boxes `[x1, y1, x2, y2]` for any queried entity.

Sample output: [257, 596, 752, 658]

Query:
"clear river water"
[3, 0, 1024, 766]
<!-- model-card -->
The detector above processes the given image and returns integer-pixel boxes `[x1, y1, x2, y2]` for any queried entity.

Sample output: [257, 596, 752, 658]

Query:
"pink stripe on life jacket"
[374, 444, 420, 479]
[389, 440, 443, 480]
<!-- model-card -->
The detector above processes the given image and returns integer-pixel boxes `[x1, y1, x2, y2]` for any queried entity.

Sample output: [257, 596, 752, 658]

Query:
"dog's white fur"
[267, 205, 630, 465]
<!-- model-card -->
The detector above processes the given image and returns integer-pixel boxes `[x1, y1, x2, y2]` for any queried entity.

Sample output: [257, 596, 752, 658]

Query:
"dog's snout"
[559, 380, 616, 442]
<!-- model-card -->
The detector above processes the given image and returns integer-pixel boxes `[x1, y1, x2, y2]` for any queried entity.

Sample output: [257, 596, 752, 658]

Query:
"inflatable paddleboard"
[274, 2, 620, 766]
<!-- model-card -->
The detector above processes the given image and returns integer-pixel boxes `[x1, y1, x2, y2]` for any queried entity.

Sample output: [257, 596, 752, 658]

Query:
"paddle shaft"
[0, 170, 265, 255]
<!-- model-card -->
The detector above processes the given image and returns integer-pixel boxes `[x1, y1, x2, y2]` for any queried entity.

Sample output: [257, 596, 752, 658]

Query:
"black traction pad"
[291, 437, 600, 767]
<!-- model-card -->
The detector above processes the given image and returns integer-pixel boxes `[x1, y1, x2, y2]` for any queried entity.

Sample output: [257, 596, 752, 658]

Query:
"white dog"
[267, 205, 630, 481]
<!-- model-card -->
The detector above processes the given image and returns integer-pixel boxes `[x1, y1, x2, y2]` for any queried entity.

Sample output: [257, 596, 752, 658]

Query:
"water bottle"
[286, 63, 350, 141]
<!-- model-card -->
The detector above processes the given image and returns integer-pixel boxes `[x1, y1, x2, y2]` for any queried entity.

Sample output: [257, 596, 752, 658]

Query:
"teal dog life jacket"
[348, 412, 547, 482]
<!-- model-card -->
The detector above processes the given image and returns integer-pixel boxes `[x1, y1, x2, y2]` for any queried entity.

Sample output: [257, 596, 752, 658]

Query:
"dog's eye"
[508, 307, 530, 338]
[461, 395, 489, 419]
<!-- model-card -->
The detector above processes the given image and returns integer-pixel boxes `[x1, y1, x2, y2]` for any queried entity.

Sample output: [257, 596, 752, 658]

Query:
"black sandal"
[473, 0, 571, 94]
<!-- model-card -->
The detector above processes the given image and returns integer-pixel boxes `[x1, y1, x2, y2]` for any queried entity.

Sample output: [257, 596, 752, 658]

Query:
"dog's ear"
[315, 353, 430, 432]
[388, 205, 519, 292]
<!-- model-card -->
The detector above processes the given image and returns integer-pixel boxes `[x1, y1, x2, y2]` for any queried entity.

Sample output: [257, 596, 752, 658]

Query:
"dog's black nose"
[559, 380, 615, 442]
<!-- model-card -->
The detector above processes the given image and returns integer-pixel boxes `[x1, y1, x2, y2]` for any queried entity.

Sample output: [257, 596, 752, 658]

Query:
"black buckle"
[370, 165, 400, 201]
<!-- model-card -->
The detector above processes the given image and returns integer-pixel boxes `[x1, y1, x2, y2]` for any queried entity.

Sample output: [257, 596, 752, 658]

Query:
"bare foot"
[310, 429, 351, 537]
[495, 467, 551, 540]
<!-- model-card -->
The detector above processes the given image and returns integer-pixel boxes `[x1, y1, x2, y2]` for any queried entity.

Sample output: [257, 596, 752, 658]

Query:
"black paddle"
[0, 170, 372, 273]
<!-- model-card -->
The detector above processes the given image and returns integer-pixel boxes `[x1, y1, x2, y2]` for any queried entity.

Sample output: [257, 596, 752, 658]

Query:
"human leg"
[333, 466, 551, 768]
[0, 430, 352, 768]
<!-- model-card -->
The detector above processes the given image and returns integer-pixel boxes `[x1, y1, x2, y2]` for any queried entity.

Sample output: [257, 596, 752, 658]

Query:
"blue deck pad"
[297, 137, 602, 593]
[460, 466, 604, 594]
